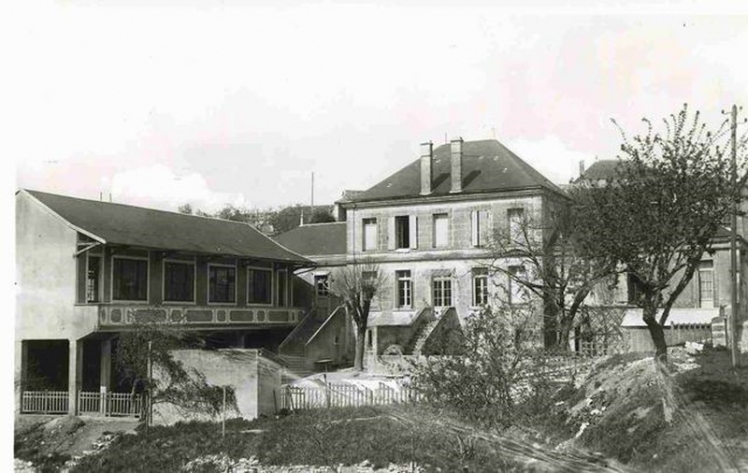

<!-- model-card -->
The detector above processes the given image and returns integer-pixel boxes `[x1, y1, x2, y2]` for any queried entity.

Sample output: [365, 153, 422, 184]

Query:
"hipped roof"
[347, 139, 564, 203]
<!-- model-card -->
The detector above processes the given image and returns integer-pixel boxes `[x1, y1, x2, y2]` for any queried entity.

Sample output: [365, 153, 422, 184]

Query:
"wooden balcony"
[96, 304, 305, 330]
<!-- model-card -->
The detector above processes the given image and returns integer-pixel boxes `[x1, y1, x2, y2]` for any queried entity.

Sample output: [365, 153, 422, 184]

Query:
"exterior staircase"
[411, 318, 441, 355]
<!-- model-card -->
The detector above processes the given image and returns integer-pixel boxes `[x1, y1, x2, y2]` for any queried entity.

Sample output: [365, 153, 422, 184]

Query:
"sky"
[5, 2, 748, 214]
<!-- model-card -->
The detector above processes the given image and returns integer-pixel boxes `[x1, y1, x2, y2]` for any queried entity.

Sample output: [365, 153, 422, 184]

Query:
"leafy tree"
[177, 203, 193, 215]
[115, 310, 236, 426]
[576, 105, 747, 361]
[271, 205, 335, 234]
[487, 201, 619, 352]
[328, 263, 388, 371]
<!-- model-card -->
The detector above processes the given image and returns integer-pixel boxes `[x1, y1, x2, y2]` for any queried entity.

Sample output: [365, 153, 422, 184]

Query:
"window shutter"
[409, 215, 418, 249]
[471, 210, 479, 247]
[388, 216, 396, 250]
[480, 210, 492, 246]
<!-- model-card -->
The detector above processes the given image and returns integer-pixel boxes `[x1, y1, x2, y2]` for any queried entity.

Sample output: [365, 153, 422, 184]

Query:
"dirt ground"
[544, 347, 748, 472]
[14, 415, 139, 471]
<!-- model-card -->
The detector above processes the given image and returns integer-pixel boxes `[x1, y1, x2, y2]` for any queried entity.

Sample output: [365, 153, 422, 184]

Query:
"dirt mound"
[552, 348, 748, 472]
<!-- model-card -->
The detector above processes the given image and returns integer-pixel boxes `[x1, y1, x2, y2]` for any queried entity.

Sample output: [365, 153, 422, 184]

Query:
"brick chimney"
[450, 137, 463, 193]
[420, 141, 433, 195]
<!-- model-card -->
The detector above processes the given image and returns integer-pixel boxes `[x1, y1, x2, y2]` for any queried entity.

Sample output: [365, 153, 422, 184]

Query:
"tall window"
[698, 260, 714, 307]
[433, 213, 449, 248]
[314, 274, 330, 297]
[396, 270, 412, 308]
[164, 261, 195, 302]
[276, 270, 288, 307]
[395, 216, 410, 249]
[86, 255, 101, 303]
[472, 268, 489, 306]
[508, 208, 525, 243]
[508, 265, 527, 304]
[432, 277, 452, 307]
[112, 257, 148, 301]
[363, 218, 378, 251]
[248, 268, 273, 304]
[208, 265, 236, 304]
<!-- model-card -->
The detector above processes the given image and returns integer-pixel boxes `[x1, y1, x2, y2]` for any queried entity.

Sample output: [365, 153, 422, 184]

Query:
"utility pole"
[730, 104, 741, 368]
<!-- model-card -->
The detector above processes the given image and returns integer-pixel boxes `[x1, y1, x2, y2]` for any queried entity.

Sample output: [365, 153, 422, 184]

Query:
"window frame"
[162, 258, 197, 304]
[362, 217, 378, 251]
[314, 273, 330, 297]
[698, 260, 714, 307]
[396, 270, 413, 309]
[207, 263, 237, 305]
[247, 265, 274, 306]
[395, 215, 410, 249]
[432, 276, 453, 307]
[111, 255, 150, 303]
[86, 253, 103, 304]
[472, 268, 489, 307]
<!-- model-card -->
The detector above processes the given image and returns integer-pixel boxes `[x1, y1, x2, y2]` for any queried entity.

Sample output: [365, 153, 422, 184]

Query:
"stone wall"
[152, 349, 283, 426]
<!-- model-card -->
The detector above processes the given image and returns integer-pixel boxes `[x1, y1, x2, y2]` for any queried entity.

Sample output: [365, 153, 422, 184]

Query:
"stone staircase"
[411, 317, 441, 355]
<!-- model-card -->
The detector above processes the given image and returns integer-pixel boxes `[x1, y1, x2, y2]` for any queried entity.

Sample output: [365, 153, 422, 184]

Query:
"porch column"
[237, 333, 247, 348]
[68, 339, 82, 415]
[100, 339, 112, 415]
[15, 341, 27, 414]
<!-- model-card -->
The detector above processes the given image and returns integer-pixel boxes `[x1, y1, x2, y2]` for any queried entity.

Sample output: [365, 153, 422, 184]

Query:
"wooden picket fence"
[281, 382, 423, 411]
[78, 391, 143, 417]
[21, 391, 69, 414]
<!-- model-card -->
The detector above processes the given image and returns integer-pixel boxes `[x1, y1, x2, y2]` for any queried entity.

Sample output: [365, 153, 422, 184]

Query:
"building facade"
[278, 138, 568, 362]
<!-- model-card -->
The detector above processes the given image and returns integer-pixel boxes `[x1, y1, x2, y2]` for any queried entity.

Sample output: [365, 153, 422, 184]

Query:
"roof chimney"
[579, 160, 586, 178]
[450, 137, 463, 193]
[420, 141, 433, 195]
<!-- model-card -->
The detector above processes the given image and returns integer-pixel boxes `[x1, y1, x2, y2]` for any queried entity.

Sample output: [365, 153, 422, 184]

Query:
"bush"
[410, 304, 551, 430]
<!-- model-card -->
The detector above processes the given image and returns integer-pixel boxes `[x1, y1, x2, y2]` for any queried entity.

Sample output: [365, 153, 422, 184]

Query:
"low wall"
[153, 349, 283, 426]
[622, 325, 711, 353]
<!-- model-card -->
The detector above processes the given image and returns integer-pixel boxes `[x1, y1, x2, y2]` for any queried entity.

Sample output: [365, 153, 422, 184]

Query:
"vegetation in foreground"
[69, 405, 527, 473]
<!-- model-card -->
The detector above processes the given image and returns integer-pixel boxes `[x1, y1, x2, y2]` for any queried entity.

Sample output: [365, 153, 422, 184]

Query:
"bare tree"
[328, 262, 388, 371]
[487, 202, 618, 352]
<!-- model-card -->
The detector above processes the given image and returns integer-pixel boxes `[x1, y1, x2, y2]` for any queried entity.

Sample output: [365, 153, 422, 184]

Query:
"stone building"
[277, 138, 568, 363]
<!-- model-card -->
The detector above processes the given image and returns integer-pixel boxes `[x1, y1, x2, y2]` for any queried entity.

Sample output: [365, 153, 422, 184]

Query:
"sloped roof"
[577, 159, 634, 182]
[23, 189, 310, 264]
[348, 139, 564, 202]
[274, 222, 346, 256]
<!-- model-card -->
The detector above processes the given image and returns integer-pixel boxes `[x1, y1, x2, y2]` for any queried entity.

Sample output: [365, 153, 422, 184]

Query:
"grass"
[71, 405, 527, 472]
[14, 422, 72, 473]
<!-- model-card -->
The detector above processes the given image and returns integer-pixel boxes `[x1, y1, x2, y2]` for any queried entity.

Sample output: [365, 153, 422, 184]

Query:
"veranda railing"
[21, 391, 69, 414]
[21, 391, 141, 417]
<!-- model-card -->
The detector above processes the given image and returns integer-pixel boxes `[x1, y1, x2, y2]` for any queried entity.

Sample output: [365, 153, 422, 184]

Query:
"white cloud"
[110, 164, 248, 214]
[505, 136, 594, 185]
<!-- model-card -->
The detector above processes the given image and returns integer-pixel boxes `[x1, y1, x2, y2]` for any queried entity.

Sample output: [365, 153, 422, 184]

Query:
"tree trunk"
[353, 326, 367, 371]
[643, 308, 668, 362]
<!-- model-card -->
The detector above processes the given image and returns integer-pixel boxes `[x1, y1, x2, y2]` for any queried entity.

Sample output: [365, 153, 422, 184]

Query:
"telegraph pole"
[730, 105, 741, 368]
